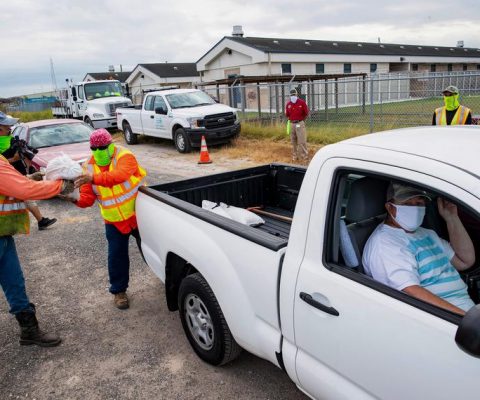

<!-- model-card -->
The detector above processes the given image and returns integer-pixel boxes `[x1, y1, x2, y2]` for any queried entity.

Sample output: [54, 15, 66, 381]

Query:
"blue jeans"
[0, 236, 31, 314]
[105, 224, 141, 294]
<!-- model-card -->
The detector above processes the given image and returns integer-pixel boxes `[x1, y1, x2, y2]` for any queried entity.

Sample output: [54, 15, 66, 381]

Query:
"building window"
[370, 63, 377, 73]
[430, 64, 436, 72]
[316, 63, 325, 74]
[463, 64, 468, 71]
[412, 64, 418, 71]
[343, 63, 352, 73]
[281, 63, 292, 74]
[448, 64, 453, 72]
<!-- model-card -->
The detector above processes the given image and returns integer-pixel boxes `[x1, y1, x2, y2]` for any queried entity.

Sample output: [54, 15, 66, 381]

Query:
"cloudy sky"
[1, 0, 479, 97]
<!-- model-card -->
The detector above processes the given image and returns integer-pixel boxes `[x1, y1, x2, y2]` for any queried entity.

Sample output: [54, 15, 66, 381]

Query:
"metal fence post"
[362, 76, 366, 114]
[274, 83, 280, 122]
[257, 83, 261, 119]
[334, 78, 338, 113]
[369, 76, 374, 133]
[325, 81, 329, 121]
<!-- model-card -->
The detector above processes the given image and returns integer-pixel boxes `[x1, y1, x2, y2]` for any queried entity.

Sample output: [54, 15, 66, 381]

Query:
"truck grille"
[108, 102, 130, 116]
[201, 112, 236, 129]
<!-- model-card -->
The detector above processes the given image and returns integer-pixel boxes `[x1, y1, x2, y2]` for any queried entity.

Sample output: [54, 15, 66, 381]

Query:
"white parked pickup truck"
[136, 127, 480, 400]
[116, 88, 241, 153]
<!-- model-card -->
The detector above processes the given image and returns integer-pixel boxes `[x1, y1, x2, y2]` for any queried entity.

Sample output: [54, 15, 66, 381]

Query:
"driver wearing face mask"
[432, 85, 472, 126]
[363, 183, 475, 315]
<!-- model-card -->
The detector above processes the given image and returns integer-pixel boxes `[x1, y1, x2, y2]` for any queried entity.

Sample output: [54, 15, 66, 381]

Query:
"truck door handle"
[299, 292, 339, 316]
[150, 115, 154, 119]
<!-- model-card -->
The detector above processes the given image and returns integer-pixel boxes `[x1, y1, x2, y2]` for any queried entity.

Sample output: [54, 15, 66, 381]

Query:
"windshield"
[165, 91, 215, 109]
[29, 123, 93, 148]
[84, 81, 124, 100]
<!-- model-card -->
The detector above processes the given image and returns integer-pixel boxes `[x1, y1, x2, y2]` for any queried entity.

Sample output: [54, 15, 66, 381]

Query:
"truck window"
[153, 96, 167, 111]
[144, 96, 155, 111]
[325, 170, 480, 320]
[78, 86, 85, 100]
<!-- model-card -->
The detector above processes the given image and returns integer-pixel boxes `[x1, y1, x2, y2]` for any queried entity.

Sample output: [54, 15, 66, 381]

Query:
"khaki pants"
[290, 121, 308, 161]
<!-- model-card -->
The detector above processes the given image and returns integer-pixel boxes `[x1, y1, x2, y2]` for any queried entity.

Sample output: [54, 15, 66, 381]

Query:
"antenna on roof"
[378, 37, 381, 43]
[49, 57, 58, 94]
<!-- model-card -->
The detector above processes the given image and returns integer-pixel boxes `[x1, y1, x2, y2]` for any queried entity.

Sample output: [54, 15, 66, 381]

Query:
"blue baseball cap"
[0, 111, 19, 126]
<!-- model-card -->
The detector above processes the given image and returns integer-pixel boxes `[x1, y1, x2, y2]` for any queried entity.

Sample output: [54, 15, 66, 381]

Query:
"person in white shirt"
[363, 183, 476, 315]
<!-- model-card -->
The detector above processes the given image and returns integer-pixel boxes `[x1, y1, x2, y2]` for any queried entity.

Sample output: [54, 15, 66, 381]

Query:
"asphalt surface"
[0, 140, 307, 400]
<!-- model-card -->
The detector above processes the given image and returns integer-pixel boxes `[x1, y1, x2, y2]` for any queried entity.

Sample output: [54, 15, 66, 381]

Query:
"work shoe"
[15, 308, 61, 347]
[114, 292, 129, 310]
[38, 217, 57, 230]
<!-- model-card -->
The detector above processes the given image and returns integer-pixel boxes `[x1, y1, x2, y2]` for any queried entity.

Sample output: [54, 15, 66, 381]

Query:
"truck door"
[151, 96, 169, 138]
[141, 95, 158, 137]
[289, 158, 480, 400]
[76, 85, 87, 117]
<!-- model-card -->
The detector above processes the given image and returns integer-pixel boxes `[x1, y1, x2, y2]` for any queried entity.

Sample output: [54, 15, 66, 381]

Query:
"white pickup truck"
[136, 127, 480, 400]
[116, 88, 241, 153]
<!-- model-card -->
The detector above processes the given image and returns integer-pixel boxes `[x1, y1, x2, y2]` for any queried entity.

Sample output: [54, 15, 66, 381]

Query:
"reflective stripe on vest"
[0, 155, 30, 236]
[85, 146, 146, 222]
[435, 106, 470, 125]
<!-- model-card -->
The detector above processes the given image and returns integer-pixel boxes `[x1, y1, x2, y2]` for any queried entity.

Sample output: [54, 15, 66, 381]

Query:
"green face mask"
[444, 94, 460, 111]
[0, 135, 12, 154]
[93, 143, 115, 166]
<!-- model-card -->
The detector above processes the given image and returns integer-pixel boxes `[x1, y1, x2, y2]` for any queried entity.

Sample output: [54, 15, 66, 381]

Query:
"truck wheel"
[123, 122, 138, 144]
[84, 117, 94, 128]
[178, 273, 241, 366]
[174, 128, 192, 153]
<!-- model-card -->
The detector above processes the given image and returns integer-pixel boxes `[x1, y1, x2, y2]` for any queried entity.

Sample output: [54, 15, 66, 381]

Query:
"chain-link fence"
[201, 71, 480, 132]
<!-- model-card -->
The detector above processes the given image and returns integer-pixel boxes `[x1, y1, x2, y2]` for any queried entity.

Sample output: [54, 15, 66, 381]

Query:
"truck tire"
[123, 122, 138, 145]
[178, 273, 241, 366]
[174, 128, 192, 153]
[84, 117, 94, 128]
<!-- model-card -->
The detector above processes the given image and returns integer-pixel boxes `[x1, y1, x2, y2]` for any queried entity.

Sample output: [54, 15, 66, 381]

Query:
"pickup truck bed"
[143, 164, 305, 245]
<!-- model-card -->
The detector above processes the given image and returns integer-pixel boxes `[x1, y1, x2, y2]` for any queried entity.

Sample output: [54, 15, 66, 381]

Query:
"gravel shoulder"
[0, 139, 306, 400]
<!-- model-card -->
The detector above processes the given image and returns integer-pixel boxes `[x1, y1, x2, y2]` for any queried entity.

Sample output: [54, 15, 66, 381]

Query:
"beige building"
[197, 29, 480, 82]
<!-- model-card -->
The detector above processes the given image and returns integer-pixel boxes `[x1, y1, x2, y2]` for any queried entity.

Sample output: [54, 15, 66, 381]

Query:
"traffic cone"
[198, 135, 212, 164]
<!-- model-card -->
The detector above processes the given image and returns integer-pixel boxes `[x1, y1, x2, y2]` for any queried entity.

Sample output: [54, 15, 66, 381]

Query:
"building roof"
[139, 63, 199, 77]
[85, 72, 131, 82]
[227, 36, 480, 58]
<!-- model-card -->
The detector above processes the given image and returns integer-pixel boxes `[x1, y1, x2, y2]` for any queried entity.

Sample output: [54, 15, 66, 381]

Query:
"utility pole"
[50, 57, 58, 95]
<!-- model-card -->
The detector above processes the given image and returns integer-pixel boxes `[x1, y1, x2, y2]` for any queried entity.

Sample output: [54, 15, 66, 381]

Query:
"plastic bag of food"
[219, 203, 265, 227]
[202, 200, 233, 220]
[45, 155, 83, 200]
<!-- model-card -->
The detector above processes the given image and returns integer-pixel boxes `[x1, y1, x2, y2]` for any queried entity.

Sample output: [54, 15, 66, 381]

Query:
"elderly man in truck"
[363, 182, 476, 315]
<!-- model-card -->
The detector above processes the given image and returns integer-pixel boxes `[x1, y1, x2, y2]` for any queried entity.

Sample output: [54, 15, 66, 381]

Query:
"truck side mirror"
[155, 107, 167, 115]
[455, 304, 480, 357]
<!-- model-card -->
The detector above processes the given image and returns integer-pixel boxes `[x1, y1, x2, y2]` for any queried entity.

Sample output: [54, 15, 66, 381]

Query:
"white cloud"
[1, 0, 479, 97]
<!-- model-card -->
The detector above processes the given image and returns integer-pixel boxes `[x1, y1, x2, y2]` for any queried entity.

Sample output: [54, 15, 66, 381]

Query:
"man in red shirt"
[285, 89, 310, 162]
[72, 129, 146, 310]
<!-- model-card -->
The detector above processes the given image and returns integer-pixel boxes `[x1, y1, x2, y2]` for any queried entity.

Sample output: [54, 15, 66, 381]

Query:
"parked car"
[12, 119, 93, 170]
[136, 126, 480, 400]
[116, 88, 241, 153]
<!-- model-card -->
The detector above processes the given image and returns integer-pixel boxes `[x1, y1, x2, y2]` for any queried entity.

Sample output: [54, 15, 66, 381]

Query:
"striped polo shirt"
[363, 224, 474, 312]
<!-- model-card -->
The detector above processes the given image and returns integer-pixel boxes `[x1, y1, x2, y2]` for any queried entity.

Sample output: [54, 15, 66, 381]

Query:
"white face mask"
[290, 96, 298, 103]
[391, 204, 425, 232]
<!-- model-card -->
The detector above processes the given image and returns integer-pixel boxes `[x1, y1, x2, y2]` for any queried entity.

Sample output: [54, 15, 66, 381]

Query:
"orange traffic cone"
[198, 135, 212, 164]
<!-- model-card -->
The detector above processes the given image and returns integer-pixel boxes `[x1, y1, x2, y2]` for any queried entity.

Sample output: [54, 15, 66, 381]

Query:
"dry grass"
[210, 137, 322, 165]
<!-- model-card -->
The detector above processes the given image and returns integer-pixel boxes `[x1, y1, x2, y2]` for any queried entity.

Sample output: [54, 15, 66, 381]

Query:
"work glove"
[26, 171, 44, 181]
[60, 180, 75, 195]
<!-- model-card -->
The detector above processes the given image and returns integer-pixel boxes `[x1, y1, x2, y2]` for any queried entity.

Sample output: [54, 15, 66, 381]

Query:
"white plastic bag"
[220, 203, 265, 226]
[202, 200, 233, 220]
[45, 154, 83, 181]
[45, 155, 83, 200]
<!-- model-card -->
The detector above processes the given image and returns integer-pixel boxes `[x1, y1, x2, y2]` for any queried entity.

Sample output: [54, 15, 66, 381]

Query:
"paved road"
[0, 141, 307, 400]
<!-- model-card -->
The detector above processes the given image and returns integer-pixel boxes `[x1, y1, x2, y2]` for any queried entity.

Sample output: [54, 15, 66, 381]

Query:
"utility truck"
[116, 88, 240, 153]
[51, 79, 132, 129]
[136, 126, 480, 400]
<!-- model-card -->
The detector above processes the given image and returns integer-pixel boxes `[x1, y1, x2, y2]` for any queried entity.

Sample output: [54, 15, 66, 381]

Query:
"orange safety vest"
[434, 105, 471, 125]
[85, 146, 146, 223]
[0, 155, 30, 236]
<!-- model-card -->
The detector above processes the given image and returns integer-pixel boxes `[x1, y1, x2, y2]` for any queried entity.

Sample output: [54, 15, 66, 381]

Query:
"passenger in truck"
[362, 183, 476, 315]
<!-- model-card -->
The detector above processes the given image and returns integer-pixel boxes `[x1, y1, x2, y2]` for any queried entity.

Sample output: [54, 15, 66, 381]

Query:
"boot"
[15, 307, 61, 347]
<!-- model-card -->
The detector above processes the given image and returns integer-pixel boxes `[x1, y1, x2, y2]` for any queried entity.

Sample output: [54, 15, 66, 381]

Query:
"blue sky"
[1, 0, 479, 97]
